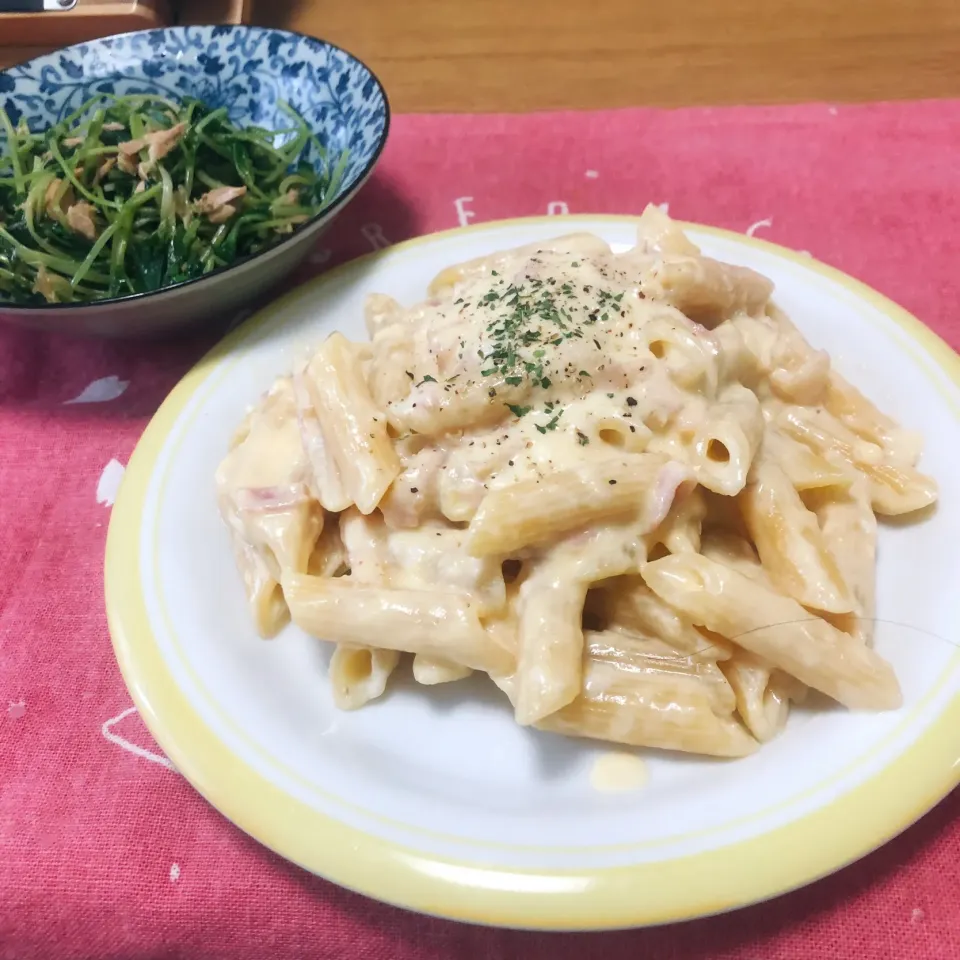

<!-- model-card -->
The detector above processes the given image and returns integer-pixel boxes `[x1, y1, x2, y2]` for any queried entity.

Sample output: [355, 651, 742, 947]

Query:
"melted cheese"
[377, 242, 716, 527]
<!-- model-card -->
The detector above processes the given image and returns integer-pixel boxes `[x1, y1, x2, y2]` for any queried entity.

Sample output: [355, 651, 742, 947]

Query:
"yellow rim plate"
[105, 216, 960, 929]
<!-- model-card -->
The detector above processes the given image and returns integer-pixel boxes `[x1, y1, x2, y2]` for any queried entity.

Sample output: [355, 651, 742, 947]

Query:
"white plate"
[106, 216, 960, 929]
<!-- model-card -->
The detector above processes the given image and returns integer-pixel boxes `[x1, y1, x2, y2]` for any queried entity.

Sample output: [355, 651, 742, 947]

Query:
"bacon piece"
[66, 201, 98, 241]
[195, 185, 248, 223]
[43, 178, 74, 219]
[117, 151, 138, 175]
[195, 185, 248, 214]
[93, 157, 116, 185]
[118, 122, 187, 163]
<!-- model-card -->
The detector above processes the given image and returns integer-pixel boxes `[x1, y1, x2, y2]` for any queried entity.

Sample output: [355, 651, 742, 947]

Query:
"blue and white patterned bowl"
[0, 26, 390, 337]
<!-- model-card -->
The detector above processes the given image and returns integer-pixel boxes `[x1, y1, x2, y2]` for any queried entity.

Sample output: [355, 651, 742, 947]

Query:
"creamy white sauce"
[589, 751, 648, 793]
[378, 241, 708, 519]
[219, 239, 717, 549]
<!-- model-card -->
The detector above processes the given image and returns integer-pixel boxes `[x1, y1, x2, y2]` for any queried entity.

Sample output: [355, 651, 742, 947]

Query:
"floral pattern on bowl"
[0, 26, 388, 192]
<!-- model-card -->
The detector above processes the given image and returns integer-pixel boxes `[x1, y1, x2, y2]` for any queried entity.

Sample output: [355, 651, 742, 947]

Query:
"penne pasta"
[367, 323, 418, 408]
[760, 425, 854, 493]
[642, 255, 774, 326]
[635, 203, 702, 257]
[339, 507, 388, 584]
[592, 574, 734, 660]
[388, 370, 529, 437]
[379, 440, 446, 530]
[412, 655, 473, 685]
[293, 365, 352, 513]
[640, 312, 720, 395]
[466, 455, 690, 557]
[739, 458, 854, 614]
[307, 513, 349, 578]
[764, 305, 831, 406]
[303, 332, 401, 514]
[539, 630, 757, 757]
[646, 485, 706, 555]
[513, 521, 653, 726]
[711, 319, 755, 387]
[699, 529, 767, 582]
[720, 653, 798, 743]
[216, 376, 324, 588]
[692, 383, 764, 495]
[804, 481, 878, 646]
[329, 643, 400, 710]
[724, 312, 780, 383]
[283, 573, 515, 675]
[586, 415, 653, 453]
[226, 528, 289, 638]
[642, 553, 901, 710]
[824, 371, 924, 466]
[514, 565, 589, 726]
[775, 403, 937, 516]
[218, 211, 932, 761]
[385, 526, 508, 616]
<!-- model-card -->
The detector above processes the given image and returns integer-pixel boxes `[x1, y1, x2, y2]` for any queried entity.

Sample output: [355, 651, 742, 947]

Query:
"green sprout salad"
[0, 94, 347, 305]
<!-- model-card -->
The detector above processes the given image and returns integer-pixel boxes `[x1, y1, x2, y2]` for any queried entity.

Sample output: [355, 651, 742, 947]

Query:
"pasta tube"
[738, 459, 854, 614]
[539, 631, 757, 757]
[283, 573, 514, 675]
[302, 332, 401, 514]
[642, 553, 901, 710]
[329, 644, 400, 709]
[466, 455, 690, 557]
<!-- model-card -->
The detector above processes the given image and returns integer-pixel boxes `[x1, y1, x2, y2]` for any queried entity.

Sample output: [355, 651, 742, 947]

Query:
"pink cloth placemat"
[2, 100, 960, 960]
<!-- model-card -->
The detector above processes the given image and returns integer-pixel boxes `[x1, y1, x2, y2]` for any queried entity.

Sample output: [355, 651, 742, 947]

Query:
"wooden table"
[4, 0, 960, 110]
[255, 0, 960, 111]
